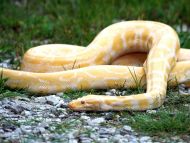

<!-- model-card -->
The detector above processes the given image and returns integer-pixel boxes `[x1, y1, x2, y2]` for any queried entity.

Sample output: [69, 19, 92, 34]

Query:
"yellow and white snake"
[1, 21, 190, 111]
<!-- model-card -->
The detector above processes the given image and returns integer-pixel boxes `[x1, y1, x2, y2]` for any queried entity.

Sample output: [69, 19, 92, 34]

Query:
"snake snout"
[68, 101, 76, 109]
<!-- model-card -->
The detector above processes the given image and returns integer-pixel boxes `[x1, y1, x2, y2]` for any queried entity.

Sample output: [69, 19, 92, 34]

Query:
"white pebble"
[146, 110, 157, 114]
[123, 125, 132, 131]
[46, 95, 61, 105]
[87, 117, 105, 126]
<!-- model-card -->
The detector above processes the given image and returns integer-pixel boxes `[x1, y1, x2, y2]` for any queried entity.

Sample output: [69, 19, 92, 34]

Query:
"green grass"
[0, 0, 190, 139]
[124, 88, 190, 136]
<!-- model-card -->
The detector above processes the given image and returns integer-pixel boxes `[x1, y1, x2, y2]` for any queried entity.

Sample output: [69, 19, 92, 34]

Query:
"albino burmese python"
[1, 21, 190, 111]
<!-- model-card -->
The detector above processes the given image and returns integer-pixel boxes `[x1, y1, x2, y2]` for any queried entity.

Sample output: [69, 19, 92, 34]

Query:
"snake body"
[1, 21, 190, 111]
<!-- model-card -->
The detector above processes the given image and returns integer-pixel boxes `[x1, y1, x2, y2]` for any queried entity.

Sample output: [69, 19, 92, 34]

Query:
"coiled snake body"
[1, 21, 190, 111]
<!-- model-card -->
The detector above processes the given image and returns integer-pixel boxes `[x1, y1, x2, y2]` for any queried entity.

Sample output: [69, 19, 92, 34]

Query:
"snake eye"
[81, 101, 85, 104]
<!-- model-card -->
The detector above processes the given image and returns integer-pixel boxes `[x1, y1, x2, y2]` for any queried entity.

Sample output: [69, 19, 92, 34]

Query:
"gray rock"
[80, 115, 90, 120]
[179, 89, 189, 95]
[1, 128, 21, 139]
[87, 117, 105, 126]
[99, 127, 116, 136]
[124, 134, 137, 141]
[120, 139, 130, 143]
[55, 100, 68, 108]
[121, 90, 127, 96]
[67, 130, 79, 139]
[1, 98, 10, 104]
[139, 136, 152, 143]
[178, 84, 185, 89]
[48, 113, 56, 118]
[59, 114, 66, 118]
[79, 136, 94, 143]
[33, 127, 46, 134]
[68, 139, 78, 143]
[0, 129, 4, 134]
[4, 103, 24, 114]
[112, 134, 124, 142]
[96, 138, 109, 143]
[105, 92, 114, 96]
[34, 97, 47, 103]
[46, 95, 61, 105]
[38, 122, 49, 129]
[90, 132, 99, 140]
[20, 125, 32, 134]
[0, 108, 7, 114]
[146, 110, 157, 114]
[16, 96, 30, 102]
[123, 125, 132, 131]
[109, 89, 117, 93]
[21, 110, 32, 116]
[0, 59, 11, 68]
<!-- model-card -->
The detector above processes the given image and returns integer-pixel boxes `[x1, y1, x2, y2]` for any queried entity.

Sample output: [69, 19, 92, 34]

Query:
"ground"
[0, 0, 190, 142]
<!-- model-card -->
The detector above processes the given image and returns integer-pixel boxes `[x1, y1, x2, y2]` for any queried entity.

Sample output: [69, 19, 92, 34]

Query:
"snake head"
[68, 95, 104, 111]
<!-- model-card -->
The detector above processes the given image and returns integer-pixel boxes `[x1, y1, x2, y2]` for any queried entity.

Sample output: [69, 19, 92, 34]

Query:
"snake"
[1, 21, 190, 111]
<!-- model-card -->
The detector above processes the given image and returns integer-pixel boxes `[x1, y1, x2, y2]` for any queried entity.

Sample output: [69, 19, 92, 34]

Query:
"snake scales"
[1, 21, 190, 111]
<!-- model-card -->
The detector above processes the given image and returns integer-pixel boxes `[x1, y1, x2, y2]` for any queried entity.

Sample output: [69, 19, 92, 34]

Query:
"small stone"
[0, 108, 6, 114]
[56, 108, 66, 112]
[0, 129, 4, 134]
[4, 104, 24, 114]
[34, 97, 47, 103]
[188, 88, 190, 94]
[146, 110, 157, 114]
[0, 59, 11, 68]
[21, 110, 32, 116]
[90, 132, 98, 139]
[109, 89, 117, 93]
[121, 91, 127, 96]
[68, 139, 78, 143]
[99, 127, 116, 136]
[48, 113, 56, 118]
[33, 127, 46, 134]
[38, 122, 49, 129]
[67, 130, 79, 139]
[2, 123, 16, 132]
[55, 100, 67, 108]
[179, 90, 189, 95]
[46, 95, 61, 105]
[2, 128, 21, 139]
[184, 104, 190, 107]
[87, 117, 105, 126]
[112, 134, 124, 142]
[20, 125, 32, 133]
[105, 92, 114, 96]
[123, 125, 132, 131]
[59, 114, 66, 118]
[1, 98, 10, 104]
[96, 138, 109, 143]
[53, 118, 61, 122]
[16, 96, 30, 102]
[80, 115, 90, 120]
[139, 136, 151, 143]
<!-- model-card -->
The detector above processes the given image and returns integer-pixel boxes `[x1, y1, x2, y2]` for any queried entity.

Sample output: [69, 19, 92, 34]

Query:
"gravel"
[0, 91, 189, 142]
[0, 94, 157, 143]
